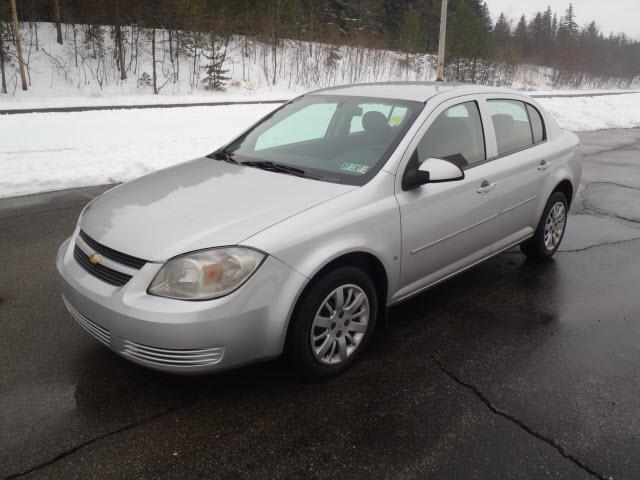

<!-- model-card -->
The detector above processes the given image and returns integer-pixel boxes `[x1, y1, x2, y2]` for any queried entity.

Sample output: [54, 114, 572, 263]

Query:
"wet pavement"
[1, 129, 639, 479]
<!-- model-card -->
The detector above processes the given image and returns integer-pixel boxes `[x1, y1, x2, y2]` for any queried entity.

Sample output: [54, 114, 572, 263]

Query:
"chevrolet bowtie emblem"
[89, 253, 101, 265]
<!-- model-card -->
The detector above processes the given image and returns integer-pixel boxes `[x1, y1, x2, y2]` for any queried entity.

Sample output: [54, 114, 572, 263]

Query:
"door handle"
[477, 180, 497, 194]
[537, 160, 552, 171]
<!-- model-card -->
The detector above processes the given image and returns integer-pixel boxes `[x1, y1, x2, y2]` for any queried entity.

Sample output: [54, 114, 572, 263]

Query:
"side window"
[526, 103, 546, 144]
[255, 103, 337, 150]
[415, 101, 485, 168]
[487, 100, 533, 156]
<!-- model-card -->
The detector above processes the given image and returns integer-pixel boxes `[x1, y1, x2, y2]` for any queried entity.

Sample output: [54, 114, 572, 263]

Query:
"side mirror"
[419, 158, 465, 183]
[403, 157, 465, 190]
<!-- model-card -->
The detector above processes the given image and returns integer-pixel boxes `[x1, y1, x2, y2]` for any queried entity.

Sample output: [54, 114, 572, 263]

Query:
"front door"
[394, 99, 501, 301]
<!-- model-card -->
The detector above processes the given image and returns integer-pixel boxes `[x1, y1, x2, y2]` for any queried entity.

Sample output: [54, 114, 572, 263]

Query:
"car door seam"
[410, 213, 499, 255]
[499, 195, 537, 215]
[392, 233, 534, 305]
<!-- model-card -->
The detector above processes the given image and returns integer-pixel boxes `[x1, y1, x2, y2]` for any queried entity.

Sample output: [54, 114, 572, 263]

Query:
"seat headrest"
[362, 111, 389, 136]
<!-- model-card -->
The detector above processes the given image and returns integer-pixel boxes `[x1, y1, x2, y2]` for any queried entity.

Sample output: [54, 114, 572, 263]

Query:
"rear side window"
[488, 100, 533, 156]
[415, 101, 486, 169]
[526, 103, 546, 143]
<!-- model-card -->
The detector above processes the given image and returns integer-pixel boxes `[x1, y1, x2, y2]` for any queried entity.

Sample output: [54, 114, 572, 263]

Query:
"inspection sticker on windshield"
[340, 162, 370, 174]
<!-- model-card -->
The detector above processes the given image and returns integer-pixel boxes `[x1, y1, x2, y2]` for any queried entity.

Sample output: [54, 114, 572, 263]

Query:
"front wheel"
[287, 266, 378, 379]
[520, 191, 568, 260]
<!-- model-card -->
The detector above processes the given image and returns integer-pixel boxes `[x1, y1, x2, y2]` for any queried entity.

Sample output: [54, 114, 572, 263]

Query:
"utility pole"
[10, 0, 28, 91]
[436, 0, 448, 82]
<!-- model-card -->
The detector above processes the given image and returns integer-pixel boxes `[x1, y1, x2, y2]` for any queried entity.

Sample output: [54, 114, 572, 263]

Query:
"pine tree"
[399, 6, 422, 54]
[563, 3, 578, 36]
[138, 71, 151, 87]
[513, 14, 528, 57]
[447, 0, 490, 81]
[202, 33, 230, 91]
[382, 0, 410, 46]
[492, 13, 510, 59]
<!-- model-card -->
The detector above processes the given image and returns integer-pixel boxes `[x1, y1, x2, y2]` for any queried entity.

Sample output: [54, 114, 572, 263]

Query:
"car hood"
[80, 157, 355, 261]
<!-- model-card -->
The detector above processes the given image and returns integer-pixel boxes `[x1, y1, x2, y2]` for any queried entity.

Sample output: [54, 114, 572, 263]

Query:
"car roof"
[307, 81, 525, 103]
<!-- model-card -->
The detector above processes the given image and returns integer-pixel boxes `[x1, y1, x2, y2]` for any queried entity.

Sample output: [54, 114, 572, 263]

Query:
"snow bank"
[537, 94, 640, 131]
[0, 104, 278, 199]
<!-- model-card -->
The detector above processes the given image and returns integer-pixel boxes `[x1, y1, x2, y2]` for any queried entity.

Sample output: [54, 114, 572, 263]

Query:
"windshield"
[220, 95, 422, 185]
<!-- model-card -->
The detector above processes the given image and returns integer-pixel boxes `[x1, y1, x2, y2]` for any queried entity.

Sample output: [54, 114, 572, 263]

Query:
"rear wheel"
[520, 191, 568, 260]
[288, 266, 378, 379]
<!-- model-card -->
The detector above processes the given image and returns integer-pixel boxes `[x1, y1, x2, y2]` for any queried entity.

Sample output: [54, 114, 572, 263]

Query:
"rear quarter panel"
[524, 97, 582, 219]
[538, 129, 582, 219]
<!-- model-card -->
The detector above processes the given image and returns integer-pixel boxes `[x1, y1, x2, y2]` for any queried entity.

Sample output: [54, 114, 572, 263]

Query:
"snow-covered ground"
[0, 92, 295, 111]
[0, 104, 277, 199]
[2, 92, 640, 199]
[539, 93, 640, 131]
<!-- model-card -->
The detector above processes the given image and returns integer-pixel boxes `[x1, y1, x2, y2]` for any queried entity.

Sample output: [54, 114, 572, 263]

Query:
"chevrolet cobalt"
[57, 82, 582, 377]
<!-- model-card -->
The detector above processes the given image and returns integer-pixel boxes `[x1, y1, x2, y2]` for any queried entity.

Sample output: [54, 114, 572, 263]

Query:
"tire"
[520, 191, 568, 260]
[287, 266, 378, 379]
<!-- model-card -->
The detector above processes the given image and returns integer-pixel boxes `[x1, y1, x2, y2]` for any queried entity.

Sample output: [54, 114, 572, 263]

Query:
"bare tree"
[0, 24, 7, 93]
[53, 0, 63, 44]
[71, 23, 78, 67]
[151, 28, 157, 94]
[10, 0, 28, 90]
[114, 0, 126, 80]
[269, 0, 286, 86]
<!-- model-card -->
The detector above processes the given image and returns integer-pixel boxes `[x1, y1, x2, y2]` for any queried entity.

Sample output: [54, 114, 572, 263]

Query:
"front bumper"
[56, 235, 307, 374]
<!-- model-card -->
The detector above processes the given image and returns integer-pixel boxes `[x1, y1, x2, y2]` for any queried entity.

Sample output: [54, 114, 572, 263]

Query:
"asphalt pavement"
[1, 129, 640, 479]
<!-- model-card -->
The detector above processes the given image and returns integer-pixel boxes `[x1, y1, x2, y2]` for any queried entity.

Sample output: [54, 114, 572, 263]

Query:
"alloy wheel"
[544, 201, 566, 251]
[310, 284, 370, 365]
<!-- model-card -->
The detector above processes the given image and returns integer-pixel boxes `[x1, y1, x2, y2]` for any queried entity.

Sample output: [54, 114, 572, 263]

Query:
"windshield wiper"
[241, 161, 309, 178]
[208, 149, 239, 164]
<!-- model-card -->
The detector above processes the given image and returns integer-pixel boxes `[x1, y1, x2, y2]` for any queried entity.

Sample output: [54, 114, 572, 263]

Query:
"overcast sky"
[483, 0, 639, 39]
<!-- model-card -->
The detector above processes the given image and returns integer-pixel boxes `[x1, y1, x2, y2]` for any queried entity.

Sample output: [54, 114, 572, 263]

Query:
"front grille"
[121, 340, 225, 368]
[79, 230, 147, 269]
[62, 296, 110, 347]
[74, 245, 132, 286]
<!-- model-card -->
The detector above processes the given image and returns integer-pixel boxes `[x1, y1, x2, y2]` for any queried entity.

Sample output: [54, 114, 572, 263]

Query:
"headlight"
[148, 247, 265, 300]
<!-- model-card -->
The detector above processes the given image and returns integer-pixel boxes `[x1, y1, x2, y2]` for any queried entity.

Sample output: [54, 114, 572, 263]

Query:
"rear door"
[393, 97, 502, 301]
[481, 97, 550, 249]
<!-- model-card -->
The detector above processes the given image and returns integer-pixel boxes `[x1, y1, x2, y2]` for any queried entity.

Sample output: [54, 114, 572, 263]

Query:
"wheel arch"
[282, 250, 389, 353]
[552, 178, 574, 206]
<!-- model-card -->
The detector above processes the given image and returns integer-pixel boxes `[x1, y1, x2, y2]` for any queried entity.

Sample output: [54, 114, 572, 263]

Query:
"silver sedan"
[57, 82, 582, 378]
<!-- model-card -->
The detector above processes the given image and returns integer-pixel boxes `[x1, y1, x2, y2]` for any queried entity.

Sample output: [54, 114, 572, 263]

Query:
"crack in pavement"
[586, 181, 640, 191]
[559, 236, 640, 253]
[573, 182, 640, 227]
[4, 399, 196, 480]
[431, 356, 608, 480]
[579, 201, 640, 226]
[582, 136, 640, 157]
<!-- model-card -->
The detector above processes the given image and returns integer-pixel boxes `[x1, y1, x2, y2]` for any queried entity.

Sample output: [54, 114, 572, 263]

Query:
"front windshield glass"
[222, 95, 422, 185]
